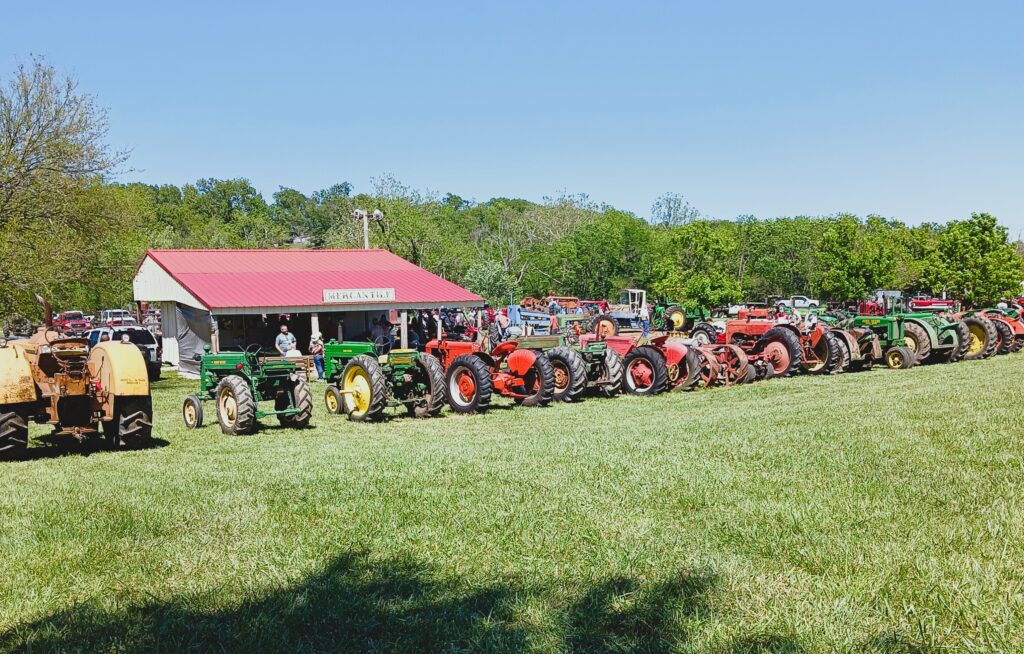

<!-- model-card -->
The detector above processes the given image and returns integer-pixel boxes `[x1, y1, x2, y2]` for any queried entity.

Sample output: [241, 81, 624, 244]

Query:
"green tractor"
[525, 334, 624, 401]
[844, 292, 970, 367]
[182, 345, 313, 435]
[322, 340, 446, 421]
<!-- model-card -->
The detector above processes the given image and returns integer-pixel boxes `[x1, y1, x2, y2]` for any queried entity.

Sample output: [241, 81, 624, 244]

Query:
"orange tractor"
[424, 336, 554, 413]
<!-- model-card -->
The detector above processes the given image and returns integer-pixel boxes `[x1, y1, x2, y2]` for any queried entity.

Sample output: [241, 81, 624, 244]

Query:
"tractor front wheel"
[103, 396, 154, 448]
[547, 346, 587, 402]
[622, 345, 668, 395]
[446, 355, 493, 414]
[215, 375, 257, 435]
[885, 346, 914, 370]
[340, 355, 388, 422]
[0, 406, 29, 459]
[182, 395, 204, 429]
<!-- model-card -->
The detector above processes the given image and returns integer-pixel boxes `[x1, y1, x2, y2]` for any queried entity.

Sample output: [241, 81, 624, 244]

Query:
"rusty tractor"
[0, 296, 153, 457]
[580, 333, 699, 395]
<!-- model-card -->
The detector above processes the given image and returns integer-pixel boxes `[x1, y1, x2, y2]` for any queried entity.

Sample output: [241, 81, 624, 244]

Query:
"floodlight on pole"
[351, 208, 383, 249]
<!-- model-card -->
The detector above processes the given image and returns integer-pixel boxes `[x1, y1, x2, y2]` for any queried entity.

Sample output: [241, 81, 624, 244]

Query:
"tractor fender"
[88, 342, 150, 398]
[656, 339, 689, 369]
[831, 329, 860, 359]
[471, 351, 496, 370]
[0, 344, 36, 404]
[505, 348, 539, 376]
[904, 317, 945, 346]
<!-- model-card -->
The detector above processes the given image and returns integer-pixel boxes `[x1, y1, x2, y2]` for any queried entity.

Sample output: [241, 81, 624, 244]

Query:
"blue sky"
[5, 1, 1023, 230]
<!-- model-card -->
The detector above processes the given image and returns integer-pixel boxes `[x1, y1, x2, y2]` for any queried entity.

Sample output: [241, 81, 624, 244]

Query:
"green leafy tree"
[463, 260, 517, 305]
[923, 213, 1024, 304]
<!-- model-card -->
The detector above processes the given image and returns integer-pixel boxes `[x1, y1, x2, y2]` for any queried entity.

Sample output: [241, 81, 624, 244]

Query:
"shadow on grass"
[14, 437, 170, 461]
[0, 551, 741, 653]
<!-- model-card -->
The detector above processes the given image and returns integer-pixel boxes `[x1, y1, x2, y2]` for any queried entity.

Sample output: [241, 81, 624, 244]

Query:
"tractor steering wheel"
[245, 343, 263, 356]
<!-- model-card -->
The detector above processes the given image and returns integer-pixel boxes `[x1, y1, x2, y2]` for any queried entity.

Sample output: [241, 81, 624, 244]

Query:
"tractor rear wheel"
[991, 320, 1013, 355]
[409, 353, 447, 418]
[446, 354, 493, 414]
[591, 314, 619, 337]
[663, 304, 686, 332]
[694, 346, 722, 386]
[594, 348, 624, 397]
[962, 315, 997, 360]
[103, 396, 154, 448]
[947, 321, 971, 363]
[277, 377, 313, 427]
[488, 322, 504, 351]
[1012, 336, 1024, 353]
[690, 322, 717, 346]
[756, 326, 802, 377]
[514, 352, 555, 406]
[547, 346, 587, 402]
[739, 363, 757, 384]
[803, 331, 841, 374]
[622, 345, 668, 395]
[669, 347, 700, 391]
[0, 406, 29, 459]
[903, 322, 932, 364]
[182, 395, 204, 429]
[340, 355, 388, 421]
[215, 375, 257, 435]
[833, 333, 851, 373]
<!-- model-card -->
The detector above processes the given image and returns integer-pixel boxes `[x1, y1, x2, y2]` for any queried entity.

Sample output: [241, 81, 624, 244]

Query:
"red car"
[907, 294, 956, 312]
[53, 310, 92, 336]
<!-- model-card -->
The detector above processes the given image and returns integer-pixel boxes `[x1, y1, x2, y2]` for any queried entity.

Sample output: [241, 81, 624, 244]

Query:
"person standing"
[308, 332, 325, 380]
[275, 324, 296, 355]
[639, 302, 651, 338]
[549, 308, 560, 335]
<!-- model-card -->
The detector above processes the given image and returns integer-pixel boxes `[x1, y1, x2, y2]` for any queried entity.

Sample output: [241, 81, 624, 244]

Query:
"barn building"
[132, 249, 482, 373]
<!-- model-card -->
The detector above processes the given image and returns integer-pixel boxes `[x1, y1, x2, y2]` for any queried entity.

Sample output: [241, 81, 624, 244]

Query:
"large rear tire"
[515, 352, 555, 407]
[690, 322, 717, 346]
[802, 331, 841, 374]
[0, 407, 29, 459]
[277, 377, 313, 427]
[215, 375, 257, 435]
[547, 346, 587, 402]
[962, 315, 997, 360]
[594, 347, 624, 397]
[340, 355, 388, 422]
[991, 320, 1013, 355]
[903, 322, 932, 364]
[755, 326, 802, 376]
[662, 304, 687, 332]
[446, 354, 493, 414]
[947, 321, 971, 363]
[622, 345, 668, 395]
[104, 396, 154, 448]
[410, 352, 447, 418]
[591, 314, 619, 337]
[669, 347, 700, 391]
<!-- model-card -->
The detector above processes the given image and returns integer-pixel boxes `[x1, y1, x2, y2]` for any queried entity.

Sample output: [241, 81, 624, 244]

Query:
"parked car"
[86, 325, 162, 380]
[96, 309, 138, 327]
[775, 295, 820, 311]
[907, 293, 956, 312]
[53, 310, 92, 336]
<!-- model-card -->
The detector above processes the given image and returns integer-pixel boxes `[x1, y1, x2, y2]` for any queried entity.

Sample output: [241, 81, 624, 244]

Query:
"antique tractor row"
[1, 297, 153, 458]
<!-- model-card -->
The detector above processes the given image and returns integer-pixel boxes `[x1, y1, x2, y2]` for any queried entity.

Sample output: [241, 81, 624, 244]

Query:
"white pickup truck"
[774, 295, 819, 310]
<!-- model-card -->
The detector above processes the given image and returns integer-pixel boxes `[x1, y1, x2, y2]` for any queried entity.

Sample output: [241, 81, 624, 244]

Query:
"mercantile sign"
[322, 288, 396, 303]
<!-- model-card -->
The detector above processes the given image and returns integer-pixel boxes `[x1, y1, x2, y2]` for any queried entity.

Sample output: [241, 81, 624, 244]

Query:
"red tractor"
[424, 337, 554, 413]
[580, 333, 698, 395]
[719, 307, 845, 376]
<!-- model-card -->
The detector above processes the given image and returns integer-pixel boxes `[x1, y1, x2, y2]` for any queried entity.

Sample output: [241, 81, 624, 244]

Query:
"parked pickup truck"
[773, 295, 820, 310]
[53, 310, 92, 335]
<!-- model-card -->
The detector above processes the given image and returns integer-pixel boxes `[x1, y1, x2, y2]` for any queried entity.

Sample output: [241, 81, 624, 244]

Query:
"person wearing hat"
[309, 331, 325, 380]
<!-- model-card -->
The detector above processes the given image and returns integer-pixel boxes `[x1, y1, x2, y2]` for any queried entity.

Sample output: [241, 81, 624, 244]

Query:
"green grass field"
[1, 355, 1023, 653]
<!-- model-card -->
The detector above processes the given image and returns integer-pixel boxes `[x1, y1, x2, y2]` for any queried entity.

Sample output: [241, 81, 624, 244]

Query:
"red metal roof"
[143, 249, 482, 309]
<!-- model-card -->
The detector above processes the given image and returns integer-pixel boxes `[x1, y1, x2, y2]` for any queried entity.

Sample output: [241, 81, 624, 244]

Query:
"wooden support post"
[400, 310, 408, 348]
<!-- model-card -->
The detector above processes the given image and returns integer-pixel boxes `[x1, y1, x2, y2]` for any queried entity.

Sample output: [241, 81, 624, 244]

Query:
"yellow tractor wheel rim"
[218, 388, 237, 426]
[668, 311, 685, 330]
[887, 350, 903, 368]
[967, 325, 986, 355]
[342, 366, 372, 416]
[325, 390, 339, 414]
[184, 403, 197, 425]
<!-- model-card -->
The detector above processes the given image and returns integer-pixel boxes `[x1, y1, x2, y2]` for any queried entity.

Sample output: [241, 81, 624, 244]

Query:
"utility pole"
[351, 209, 384, 249]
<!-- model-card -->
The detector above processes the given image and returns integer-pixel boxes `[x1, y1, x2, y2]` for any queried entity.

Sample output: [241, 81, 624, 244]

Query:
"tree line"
[2, 60, 1022, 323]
